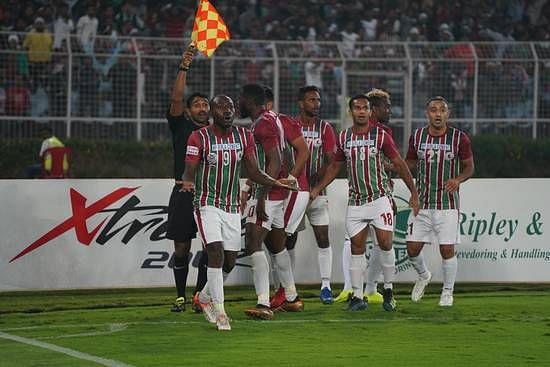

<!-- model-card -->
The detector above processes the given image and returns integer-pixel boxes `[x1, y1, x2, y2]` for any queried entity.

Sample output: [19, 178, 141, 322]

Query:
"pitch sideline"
[0, 331, 135, 367]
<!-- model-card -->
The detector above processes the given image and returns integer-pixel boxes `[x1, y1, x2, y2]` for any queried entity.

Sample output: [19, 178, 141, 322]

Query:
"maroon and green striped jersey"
[251, 110, 287, 201]
[186, 125, 256, 213]
[334, 124, 400, 206]
[300, 119, 336, 193]
[406, 126, 473, 210]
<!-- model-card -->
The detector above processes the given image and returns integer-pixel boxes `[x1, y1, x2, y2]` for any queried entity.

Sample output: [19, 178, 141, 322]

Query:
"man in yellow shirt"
[23, 17, 53, 84]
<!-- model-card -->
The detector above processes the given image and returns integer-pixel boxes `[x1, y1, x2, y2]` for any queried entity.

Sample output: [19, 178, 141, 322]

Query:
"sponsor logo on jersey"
[303, 130, 320, 139]
[346, 139, 374, 148]
[420, 143, 451, 151]
[211, 143, 242, 151]
[186, 146, 199, 156]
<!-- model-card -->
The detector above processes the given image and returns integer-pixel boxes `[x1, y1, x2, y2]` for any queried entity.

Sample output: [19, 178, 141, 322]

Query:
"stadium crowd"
[0, 0, 550, 129]
[1, 0, 549, 42]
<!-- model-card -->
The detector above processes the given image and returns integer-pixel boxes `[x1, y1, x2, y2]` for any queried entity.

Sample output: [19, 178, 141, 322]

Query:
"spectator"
[340, 21, 360, 57]
[111, 56, 136, 117]
[304, 51, 324, 89]
[6, 34, 29, 77]
[142, 9, 164, 37]
[98, 6, 115, 36]
[361, 7, 379, 41]
[5, 74, 30, 116]
[49, 59, 68, 116]
[163, 4, 185, 38]
[52, 3, 74, 51]
[115, 1, 144, 33]
[77, 56, 98, 117]
[76, 5, 98, 49]
[22, 17, 53, 84]
[30, 76, 49, 117]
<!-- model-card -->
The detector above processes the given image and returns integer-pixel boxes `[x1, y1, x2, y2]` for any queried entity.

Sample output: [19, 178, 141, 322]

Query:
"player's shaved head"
[211, 95, 235, 129]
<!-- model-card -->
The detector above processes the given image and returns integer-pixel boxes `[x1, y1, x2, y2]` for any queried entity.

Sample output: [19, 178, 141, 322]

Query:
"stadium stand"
[0, 0, 549, 144]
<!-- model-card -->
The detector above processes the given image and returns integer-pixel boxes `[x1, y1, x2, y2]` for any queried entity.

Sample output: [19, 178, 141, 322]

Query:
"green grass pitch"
[1, 284, 549, 366]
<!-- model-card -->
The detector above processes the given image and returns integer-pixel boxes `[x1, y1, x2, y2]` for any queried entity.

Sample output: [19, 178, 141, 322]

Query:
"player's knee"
[173, 251, 190, 267]
[439, 245, 455, 259]
[174, 240, 191, 257]
[377, 238, 393, 251]
[206, 242, 224, 267]
[350, 241, 366, 255]
[222, 262, 235, 274]
[285, 232, 298, 250]
[407, 246, 421, 258]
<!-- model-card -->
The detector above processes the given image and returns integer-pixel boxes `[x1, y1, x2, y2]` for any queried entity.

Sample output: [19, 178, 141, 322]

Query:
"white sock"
[442, 256, 457, 291]
[318, 247, 332, 289]
[350, 254, 366, 299]
[207, 267, 224, 305]
[409, 253, 430, 279]
[269, 251, 280, 289]
[199, 283, 210, 303]
[274, 249, 298, 301]
[288, 248, 296, 275]
[365, 245, 381, 295]
[251, 251, 271, 307]
[342, 238, 352, 290]
[377, 246, 396, 290]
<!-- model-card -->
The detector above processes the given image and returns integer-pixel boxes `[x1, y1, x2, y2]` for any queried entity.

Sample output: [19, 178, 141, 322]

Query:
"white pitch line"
[0, 331, 135, 367]
[40, 323, 129, 340]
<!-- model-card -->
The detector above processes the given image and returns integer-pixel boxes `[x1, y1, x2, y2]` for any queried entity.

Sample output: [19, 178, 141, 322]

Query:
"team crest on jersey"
[445, 151, 455, 160]
[207, 152, 218, 166]
[344, 148, 352, 159]
[313, 138, 322, 147]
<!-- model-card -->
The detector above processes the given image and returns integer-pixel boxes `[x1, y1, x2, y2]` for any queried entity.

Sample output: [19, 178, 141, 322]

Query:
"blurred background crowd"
[0, 0, 549, 140]
[1, 0, 549, 42]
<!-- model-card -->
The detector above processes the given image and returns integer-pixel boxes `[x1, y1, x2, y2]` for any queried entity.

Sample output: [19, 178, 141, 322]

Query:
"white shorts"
[346, 196, 394, 238]
[306, 195, 330, 226]
[244, 199, 285, 230]
[194, 206, 241, 251]
[283, 191, 310, 234]
[406, 209, 460, 245]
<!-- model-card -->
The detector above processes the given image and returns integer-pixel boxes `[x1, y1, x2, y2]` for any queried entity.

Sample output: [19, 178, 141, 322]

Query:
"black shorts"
[167, 185, 197, 242]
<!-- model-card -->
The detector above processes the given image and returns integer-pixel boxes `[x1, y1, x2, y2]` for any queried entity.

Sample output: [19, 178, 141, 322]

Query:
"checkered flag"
[191, 0, 230, 57]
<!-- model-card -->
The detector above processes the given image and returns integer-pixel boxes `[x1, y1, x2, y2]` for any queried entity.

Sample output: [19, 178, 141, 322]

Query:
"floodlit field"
[1, 284, 549, 367]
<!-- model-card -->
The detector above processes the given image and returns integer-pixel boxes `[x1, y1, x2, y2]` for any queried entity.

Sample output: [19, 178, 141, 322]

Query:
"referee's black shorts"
[167, 184, 197, 242]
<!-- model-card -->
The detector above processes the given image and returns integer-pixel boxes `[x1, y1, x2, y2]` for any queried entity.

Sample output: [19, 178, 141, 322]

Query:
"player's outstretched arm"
[169, 43, 197, 117]
[180, 161, 199, 192]
[391, 155, 419, 216]
[310, 160, 343, 201]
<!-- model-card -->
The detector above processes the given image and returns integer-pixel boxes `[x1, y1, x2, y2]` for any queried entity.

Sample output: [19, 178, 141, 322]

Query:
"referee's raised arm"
[170, 44, 197, 117]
